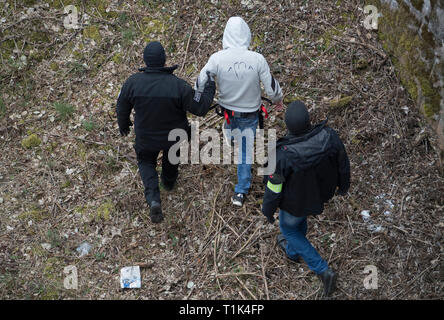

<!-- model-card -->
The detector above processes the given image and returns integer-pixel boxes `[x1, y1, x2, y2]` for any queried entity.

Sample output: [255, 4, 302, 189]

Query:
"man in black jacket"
[116, 41, 216, 223]
[262, 101, 350, 297]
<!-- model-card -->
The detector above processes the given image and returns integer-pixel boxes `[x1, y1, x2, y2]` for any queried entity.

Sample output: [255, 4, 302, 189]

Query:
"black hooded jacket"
[262, 120, 350, 218]
[116, 65, 215, 152]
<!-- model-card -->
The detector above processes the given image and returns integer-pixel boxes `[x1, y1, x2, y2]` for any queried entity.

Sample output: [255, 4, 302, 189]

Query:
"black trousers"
[136, 147, 179, 204]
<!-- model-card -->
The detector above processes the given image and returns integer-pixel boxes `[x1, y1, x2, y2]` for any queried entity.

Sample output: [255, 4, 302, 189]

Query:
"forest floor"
[0, 0, 443, 300]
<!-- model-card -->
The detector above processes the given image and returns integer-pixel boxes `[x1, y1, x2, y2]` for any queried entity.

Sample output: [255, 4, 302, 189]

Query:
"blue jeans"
[224, 115, 258, 194]
[279, 209, 328, 275]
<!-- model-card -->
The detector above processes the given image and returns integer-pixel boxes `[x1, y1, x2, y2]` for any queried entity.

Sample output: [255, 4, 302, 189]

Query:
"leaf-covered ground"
[0, 0, 442, 300]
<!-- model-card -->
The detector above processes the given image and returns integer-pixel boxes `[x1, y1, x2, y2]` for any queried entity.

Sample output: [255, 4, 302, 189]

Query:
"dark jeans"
[136, 147, 179, 204]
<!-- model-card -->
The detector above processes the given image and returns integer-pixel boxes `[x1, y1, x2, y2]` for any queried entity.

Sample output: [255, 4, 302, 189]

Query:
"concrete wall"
[374, 0, 444, 151]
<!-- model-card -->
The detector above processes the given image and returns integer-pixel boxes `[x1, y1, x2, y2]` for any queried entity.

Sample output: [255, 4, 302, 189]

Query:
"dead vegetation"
[0, 0, 442, 300]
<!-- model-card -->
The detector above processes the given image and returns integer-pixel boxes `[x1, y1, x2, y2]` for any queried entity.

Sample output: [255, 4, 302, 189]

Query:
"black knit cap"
[143, 41, 166, 67]
[285, 101, 311, 135]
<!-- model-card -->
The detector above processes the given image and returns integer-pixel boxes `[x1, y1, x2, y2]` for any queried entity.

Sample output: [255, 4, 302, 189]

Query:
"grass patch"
[46, 229, 62, 248]
[82, 118, 98, 131]
[121, 27, 136, 45]
[53, 102, 75, 121]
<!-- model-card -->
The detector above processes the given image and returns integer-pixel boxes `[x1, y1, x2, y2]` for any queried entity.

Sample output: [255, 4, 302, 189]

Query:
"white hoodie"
[196, 17, 283, 113]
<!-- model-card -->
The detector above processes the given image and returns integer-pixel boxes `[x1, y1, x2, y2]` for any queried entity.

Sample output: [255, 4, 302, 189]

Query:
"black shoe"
[317, 268, 338, 297]
[149, 201, 164, 224]
[160, 173, 176, 192]
[160, 179, 175, 192]
[276, 234, 300, 263]
[231, 193, 245, 206]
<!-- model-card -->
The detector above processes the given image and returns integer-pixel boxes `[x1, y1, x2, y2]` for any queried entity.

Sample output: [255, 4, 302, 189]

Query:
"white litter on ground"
[120, 266, 141, 289]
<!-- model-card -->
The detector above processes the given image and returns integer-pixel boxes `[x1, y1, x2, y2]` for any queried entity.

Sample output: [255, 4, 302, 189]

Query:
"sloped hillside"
[0, 0, 442, 299]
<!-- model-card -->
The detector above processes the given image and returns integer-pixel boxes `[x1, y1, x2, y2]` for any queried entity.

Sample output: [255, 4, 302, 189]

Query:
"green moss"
[400, 77, 417, 102]
[376, 0, 441, 119]
[50, 62, 59, 71]
[185, 63, 196, 76]
[40, 287, 60, 300]
[141, 18, 165, 42]
[95, 200, 114, 221]
[21, 134, 41, 149]
[423, 103, 440, 118]
[251, 34, 263, 50]
[112, 52, 123, 64]
[284, 95, 296, 104]
[74, 205, 88, 215]
[18, 208, 47, 222]
[83, 25, 102, 41]
[284, 94, 305, 104]
[419, 77, 435, 97]
[328, 95, 353, 108]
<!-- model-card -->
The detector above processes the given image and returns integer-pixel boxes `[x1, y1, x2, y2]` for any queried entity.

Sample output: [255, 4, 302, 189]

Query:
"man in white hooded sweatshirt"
[196, 16, 283, 206]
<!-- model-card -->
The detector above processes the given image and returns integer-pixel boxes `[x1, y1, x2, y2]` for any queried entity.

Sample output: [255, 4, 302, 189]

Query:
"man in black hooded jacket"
[116, 41, 216, 223]
[262, 101, 350, 297]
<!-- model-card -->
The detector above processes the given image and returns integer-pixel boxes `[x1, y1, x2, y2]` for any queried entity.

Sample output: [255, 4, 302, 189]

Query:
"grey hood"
[222, 17, 251, 49]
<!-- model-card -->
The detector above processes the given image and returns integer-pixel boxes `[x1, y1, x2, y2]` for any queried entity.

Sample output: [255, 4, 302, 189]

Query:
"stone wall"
[373, 0, 444, 151]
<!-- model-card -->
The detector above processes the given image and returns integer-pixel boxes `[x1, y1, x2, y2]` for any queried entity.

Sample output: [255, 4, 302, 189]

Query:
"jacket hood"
[223, 17, 251, 49]
[278, 120, 332, 171]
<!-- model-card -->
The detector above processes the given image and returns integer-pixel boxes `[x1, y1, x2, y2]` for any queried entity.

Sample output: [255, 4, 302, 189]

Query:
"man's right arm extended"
[181, 72, 216, 117]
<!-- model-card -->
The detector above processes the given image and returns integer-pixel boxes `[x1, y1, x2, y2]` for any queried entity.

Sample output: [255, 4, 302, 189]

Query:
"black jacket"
[262, 120, 350, 219]
[116, 66, 215, 152]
